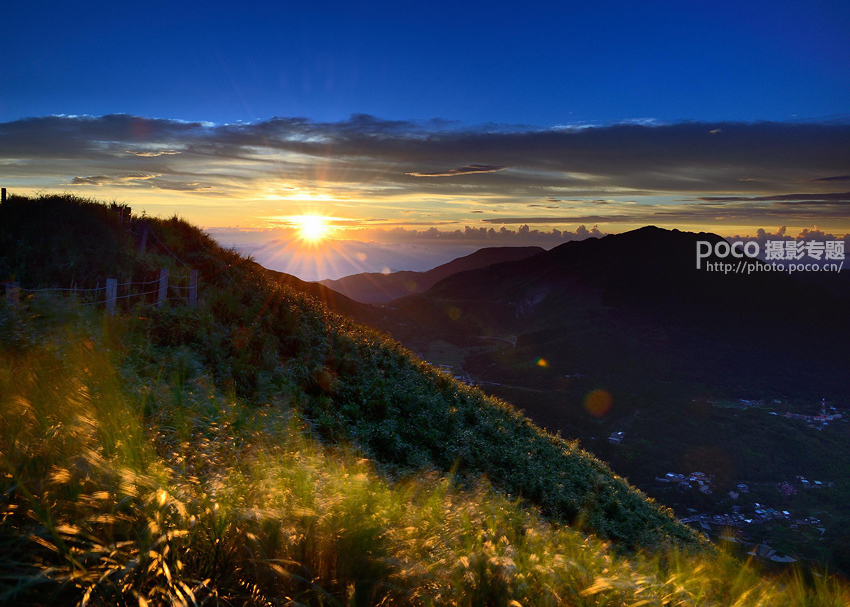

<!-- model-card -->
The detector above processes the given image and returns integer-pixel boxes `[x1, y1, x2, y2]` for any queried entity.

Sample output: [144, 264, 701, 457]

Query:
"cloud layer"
[1, 114, 848, 234]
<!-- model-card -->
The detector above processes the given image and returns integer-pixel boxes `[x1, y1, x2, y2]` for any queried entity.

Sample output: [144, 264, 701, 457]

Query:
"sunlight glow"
[295, 215, 329, 243]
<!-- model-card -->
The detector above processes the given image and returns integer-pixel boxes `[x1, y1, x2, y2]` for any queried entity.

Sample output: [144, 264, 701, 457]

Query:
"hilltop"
[319, 246, 544, 304]
[1, 195, 847, 605]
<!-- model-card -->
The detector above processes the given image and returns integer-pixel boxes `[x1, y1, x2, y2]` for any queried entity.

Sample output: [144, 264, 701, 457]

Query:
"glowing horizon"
[2, 115, 848, 282]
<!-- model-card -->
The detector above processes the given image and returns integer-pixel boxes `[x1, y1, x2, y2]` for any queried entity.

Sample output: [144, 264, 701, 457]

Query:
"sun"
[295, 215, 329, 242]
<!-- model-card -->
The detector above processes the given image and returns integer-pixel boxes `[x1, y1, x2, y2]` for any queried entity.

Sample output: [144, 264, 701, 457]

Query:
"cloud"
[70, 175, 111, 185]
[482, 215, 637, 224]
[807, 175, 850, 182]
[151, 180, 215, 192]
[68, 173, 159, 186]
[2, 114, 849, 232]
[347, 224, 608, 245]
[126, 149, 181, 157]
[697, 192, 850, 204]
[723, 226, 850, 265]
[406, 164, 506, 177]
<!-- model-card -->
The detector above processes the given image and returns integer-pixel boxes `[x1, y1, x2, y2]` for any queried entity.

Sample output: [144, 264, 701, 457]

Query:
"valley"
[333, 230, 850, 573]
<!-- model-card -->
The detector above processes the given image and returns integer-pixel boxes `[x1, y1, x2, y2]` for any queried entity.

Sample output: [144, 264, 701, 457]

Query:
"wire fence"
[2, 269, 199, 311]
[1, 204, 201, 311]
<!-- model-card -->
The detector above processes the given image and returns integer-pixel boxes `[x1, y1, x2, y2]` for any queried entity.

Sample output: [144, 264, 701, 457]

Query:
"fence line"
[3, 284, 108, 294]
[2, 268, 199, 313]
[116, 278, 161, 288]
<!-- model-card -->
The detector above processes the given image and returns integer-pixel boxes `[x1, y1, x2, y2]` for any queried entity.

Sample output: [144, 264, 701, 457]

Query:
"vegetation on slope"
[3, 303, 848, 606]
[0, 194, 700, 550]
[1, 195, 847, 604]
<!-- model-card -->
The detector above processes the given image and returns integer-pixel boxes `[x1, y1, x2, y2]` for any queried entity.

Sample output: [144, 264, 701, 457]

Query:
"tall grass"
[1, 304, 848, 606]
[2, 194, 704, 551]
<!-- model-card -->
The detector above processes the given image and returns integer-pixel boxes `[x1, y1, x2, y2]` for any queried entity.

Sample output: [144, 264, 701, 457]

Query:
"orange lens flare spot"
[447, 307, 462, 321]
[536, 357, 548, 368]
[584, 389, 612, 417]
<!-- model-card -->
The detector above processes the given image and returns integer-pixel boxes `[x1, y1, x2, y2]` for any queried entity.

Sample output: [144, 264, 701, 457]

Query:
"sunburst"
[295, 215, 329, 243]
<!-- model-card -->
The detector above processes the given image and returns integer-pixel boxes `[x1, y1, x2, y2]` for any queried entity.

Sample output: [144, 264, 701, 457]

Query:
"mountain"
[387, 226, 850, 397]
[374, 226, 850, 572]
[4, 196, 848, 604]
[319, 245, 544, 303]
[0, 194, 709, 603]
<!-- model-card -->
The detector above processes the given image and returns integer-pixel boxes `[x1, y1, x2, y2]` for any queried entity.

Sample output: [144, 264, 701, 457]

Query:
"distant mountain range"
[370, 226, 850, 398]
[318, 246, 543, 303]
[311, 225, 850, 572]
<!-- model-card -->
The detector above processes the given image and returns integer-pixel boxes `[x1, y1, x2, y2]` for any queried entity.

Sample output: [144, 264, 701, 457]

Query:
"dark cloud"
[698, 192, 850, 203]
[483, 215, 639, 224]
[807, 175, 850, 182]
[68, 173, 157, 185]
[126, 149, 181, 157]
[406, 164, 506, 177]
[5, 114, 848, 193]
[70, 175, 111, 185]
[2, 114, 849, 230]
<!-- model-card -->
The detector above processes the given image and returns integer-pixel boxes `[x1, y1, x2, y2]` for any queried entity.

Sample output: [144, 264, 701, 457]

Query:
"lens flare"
[584, 389, 612, 417]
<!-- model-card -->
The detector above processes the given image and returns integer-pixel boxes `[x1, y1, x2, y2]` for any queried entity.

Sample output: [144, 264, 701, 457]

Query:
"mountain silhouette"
[383, 226, 849, 397]
[319, 246, 543, 303]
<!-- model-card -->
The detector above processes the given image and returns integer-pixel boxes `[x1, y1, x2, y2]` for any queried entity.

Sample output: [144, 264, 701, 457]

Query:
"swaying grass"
[2, 196, 849, 605]
[1, 194, 706, 552]
[1, 304, 848, 606]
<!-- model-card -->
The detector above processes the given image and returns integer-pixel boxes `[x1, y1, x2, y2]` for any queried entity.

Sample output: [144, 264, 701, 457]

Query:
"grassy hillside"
[1, 195, 847, 605]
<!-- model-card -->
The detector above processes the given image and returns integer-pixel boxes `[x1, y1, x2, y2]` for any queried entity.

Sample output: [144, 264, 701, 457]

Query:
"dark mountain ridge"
[319, 245, 544, 303]
[387, 226, 849, 398]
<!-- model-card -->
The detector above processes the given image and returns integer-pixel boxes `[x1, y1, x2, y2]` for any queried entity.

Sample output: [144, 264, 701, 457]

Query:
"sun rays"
[295, 215, 330, 243]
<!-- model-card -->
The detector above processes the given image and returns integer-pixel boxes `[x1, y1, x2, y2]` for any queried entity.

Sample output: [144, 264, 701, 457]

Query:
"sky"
[2, 0, 849, 279]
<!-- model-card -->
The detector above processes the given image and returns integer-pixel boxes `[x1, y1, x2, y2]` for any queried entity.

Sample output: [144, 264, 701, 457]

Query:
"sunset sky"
[3, 1, 849, 279]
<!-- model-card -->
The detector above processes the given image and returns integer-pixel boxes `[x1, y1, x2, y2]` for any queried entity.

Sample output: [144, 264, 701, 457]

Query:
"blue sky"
[5, 0, 849, 125]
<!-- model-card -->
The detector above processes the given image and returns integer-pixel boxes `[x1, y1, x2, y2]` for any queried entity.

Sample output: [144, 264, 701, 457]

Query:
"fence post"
[157, 268, 169, 308]
[139, 222, 149, 254]
[105, 278, 117, 314]
[5, 282, 19, 307]
[188, 269, 198, 308]
[1, 188, 6, 204]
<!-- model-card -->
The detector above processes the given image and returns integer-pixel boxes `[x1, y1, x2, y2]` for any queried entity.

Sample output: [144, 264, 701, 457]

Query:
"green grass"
[1, 303, 848, 605]
[1, 195, 848, 605]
